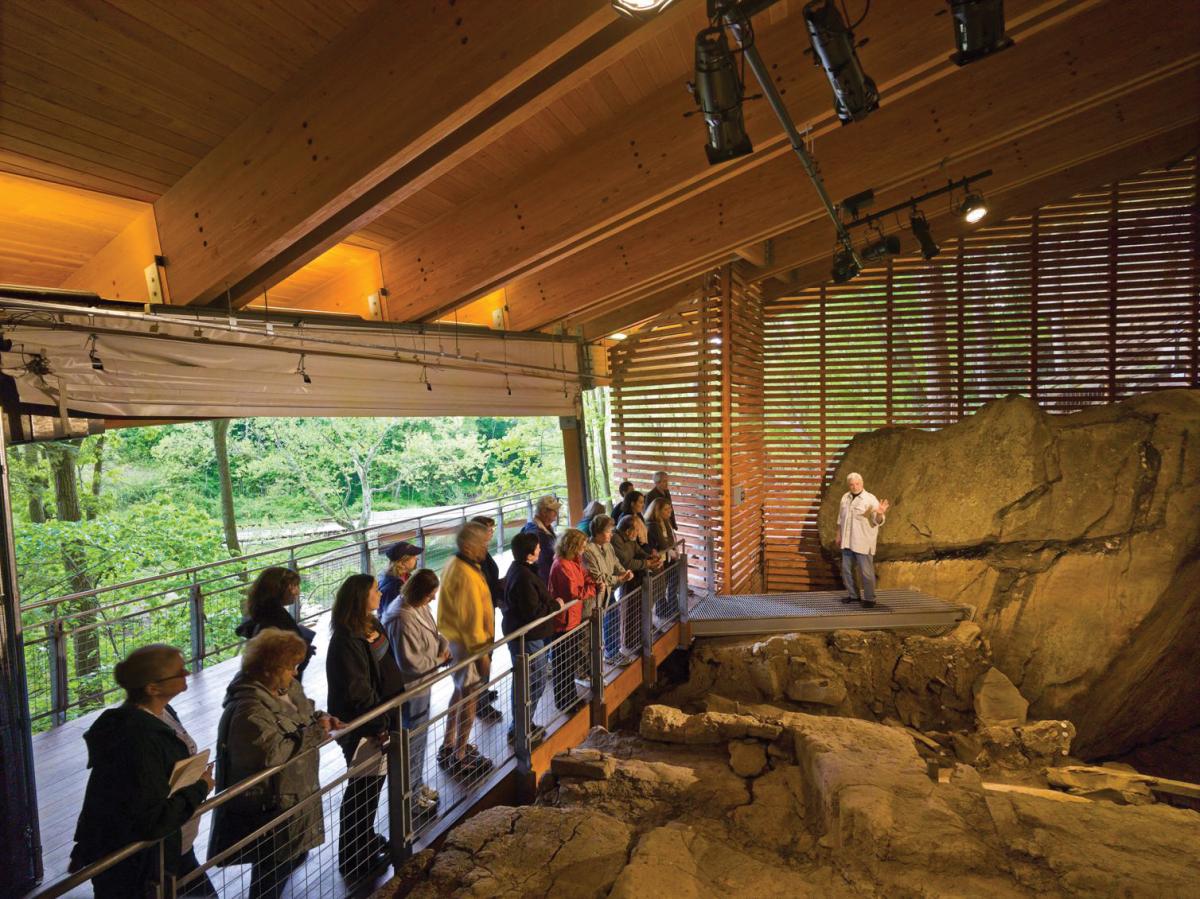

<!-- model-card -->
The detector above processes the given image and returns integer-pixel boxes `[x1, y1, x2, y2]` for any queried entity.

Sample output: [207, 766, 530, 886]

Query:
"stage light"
[861, 234, 901, 261]
[87, 333, 104, 371]
[840, 188, 875, 220]
[610, 332, 628, 341]
[959, 192, 988, 223]
[831, 247, 861, 284]
[910, 212, 941, 259]
[949, 0, 1013, 66]
[803, 0, 879, 125]
[692, 25, 753, 164]
[611, 0, 678, 19]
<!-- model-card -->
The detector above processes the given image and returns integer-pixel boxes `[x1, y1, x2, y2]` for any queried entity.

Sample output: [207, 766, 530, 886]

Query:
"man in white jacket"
[836, 472, 890, 608]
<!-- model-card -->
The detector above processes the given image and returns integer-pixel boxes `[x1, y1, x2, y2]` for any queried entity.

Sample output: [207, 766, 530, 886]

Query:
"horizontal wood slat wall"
[763, 157, 1200, 591]
[726, 267, 765, 595]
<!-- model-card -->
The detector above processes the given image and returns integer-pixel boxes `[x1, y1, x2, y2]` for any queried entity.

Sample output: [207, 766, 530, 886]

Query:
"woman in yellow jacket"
[435, 521, 496, 780]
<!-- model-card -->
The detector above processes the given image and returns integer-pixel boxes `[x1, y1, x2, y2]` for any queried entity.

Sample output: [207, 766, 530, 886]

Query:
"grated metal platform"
[688, 588, 973, 637]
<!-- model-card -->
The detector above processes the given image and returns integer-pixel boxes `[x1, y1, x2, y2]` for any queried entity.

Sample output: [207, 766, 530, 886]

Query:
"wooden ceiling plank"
[153, 0, 631, 306]
[0, 150, 161, 203]
[495, 2, 1198, 329]
[0, 131, 174, 197]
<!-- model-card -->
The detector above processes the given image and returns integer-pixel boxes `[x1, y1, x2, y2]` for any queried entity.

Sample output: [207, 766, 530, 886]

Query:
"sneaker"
[418, 785, 439, 803]
[414, 791, 439, 812]
[861, 600, 877, 609]
[451, 752, 495, 781]
[485, 688, 499, 700]
[508, 724, 547, 746]
[476, 702, 504, 723]
[840, 595, 857, 604]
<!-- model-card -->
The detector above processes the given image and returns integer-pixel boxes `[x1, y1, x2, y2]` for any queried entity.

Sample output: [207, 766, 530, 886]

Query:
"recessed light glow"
[610, 332, 628, 341]
[960, 192, 988, 224]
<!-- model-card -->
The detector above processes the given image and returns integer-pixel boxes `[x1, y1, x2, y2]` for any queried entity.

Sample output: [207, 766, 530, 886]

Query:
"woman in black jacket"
[501, 531, 563, 746]
[236, 567, 316, 678]
[71, 644, 215, 898]
[325, 574, 405, 881]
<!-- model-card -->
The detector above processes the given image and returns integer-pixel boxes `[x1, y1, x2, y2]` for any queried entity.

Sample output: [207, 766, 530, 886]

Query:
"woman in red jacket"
[547, 528, 596, 714]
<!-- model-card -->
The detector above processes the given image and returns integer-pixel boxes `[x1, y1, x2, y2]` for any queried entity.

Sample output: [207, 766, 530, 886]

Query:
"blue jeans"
[841, 549, 876, 603]
[602, 595, 621, 659]
[509, 637, 548, 733]
[402, 691, 431, 790]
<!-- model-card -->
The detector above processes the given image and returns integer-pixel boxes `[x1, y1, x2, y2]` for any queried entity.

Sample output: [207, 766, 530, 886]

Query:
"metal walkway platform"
[688, 588, 973, 637]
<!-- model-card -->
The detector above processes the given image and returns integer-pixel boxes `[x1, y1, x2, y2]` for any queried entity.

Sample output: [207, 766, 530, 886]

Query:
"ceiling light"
[611, 0, 678, 19]
[296, 353, 311, 384]
[949, 0, 1013, 66]
[804, 0, 879, 125]
[87, 333, 104, 371]
[831, 248, 861, 284]
[959, 192, 988, 223]
[692, 26, 753, 165]
[610, 332, 628, 341]
[910, 212, 941, 260]
[861, 234, 901, 261]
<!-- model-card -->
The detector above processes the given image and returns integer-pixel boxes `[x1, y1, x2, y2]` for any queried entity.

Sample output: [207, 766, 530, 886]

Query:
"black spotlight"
[910, 212, 941, 260]
[803, 0, 879, 125]
[959, 191, 989, 224]
[831, 247, 861, 284]
[610, 0, 678, 19]
[692, 26, 753, 164]
[949, 0, 1013, 66]
[862, 234, 901, 261]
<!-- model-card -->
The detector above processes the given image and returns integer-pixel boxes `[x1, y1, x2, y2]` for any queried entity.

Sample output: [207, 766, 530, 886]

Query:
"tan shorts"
[449, 641, 482, 691]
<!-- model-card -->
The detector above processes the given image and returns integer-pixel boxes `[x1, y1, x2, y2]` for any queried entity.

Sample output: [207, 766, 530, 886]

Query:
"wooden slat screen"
[763, 156, 1199, 591]
[726, 267, 765, 595]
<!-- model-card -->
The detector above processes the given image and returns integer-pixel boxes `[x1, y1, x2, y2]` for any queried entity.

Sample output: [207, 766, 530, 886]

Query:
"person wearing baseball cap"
[377, 541, 422, 614]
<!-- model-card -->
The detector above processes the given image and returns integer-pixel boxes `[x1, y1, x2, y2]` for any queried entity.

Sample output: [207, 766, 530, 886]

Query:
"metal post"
[677, 556, 691, 645]
[704, 533, 716, 596]
[512, 635, 532, 773]
[188, 577, 205, 670]
[641, 572, 656, 688]
[386, 723, 413, 864]
[358, 538, 372, 576]
[287, 548, 301, 621]
[588, 603, 605, 727]
[416, 523, 426, 567]
[495, 501, 505, 554]
[525, 494, 534, 523]
[48, 619, 68, 727]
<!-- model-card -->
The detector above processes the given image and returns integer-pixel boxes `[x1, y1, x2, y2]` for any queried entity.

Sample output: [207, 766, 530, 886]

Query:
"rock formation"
[817, 390, 1200, 757]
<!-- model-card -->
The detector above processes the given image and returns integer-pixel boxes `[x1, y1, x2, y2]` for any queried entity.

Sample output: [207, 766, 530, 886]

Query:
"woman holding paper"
[208, 628, 338, 899]
[70, 644, 216, 898]
[326, 573, 406, 880]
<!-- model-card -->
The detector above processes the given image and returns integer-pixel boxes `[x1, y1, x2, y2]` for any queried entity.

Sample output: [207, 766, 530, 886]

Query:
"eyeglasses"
[152, 667, 190, 683]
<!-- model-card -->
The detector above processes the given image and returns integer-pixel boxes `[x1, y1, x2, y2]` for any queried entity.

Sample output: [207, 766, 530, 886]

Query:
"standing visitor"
[644, 470, 678, 529]
[836, 472, 890, 608]
[547, 528, 596, 713]
[611, 481, 633, 519]
[645, 499, 679, 561]
[236, 566, 316, 678]
[377, 541, 422, 614]
[382, 568, 449, 822]
[501, 531, 563, 746]
[208, 629, 337, 899]
[70, 645, 216, 899]
[520, 495, 561, 583]
[326, 574, 405, 880]
[436, 522, 496, 780]
[582, 515, 633, 662]
[612, 515, 663, 655]
[469, 516, 504, 723]
[576, 500, 606, 538]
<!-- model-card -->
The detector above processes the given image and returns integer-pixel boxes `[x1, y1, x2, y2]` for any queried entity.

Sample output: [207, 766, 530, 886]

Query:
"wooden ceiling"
[1, 0, 1196, 340]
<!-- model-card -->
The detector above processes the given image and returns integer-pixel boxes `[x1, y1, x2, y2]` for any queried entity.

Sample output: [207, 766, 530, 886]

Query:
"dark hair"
[403, 568, 439, 607]
[621, 490, 644, 516]
[114, 644, 183, 704]
[616, 514, 638, 535]
[470, 515, 496, 528]
[591, 514, 614, 536]
[511, 531, 539, 561]
[331, 573, 376, 636]
[245, 566, 300, 619]
[618, 480, 633, 496]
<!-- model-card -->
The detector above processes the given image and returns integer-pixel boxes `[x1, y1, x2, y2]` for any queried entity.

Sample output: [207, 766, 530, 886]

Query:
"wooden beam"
[495, 1, 1199, 329]
[733, 240, 771, 268]
[154, 0, 624, 306]
[573, 276, 706, 342]
[387, 0, 1046, 320]
[60, 207, 163, 302]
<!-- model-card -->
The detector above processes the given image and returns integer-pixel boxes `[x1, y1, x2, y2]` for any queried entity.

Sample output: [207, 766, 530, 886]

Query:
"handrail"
[21, 484, 565, 612]
[27, 596, 583, 899]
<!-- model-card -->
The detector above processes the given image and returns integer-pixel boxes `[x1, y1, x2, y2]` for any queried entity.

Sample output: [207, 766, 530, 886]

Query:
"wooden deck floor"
[31, 601, 549, 898]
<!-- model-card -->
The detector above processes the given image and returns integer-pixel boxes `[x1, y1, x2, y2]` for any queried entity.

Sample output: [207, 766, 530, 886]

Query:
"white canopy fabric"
[0, 300, 583, 423]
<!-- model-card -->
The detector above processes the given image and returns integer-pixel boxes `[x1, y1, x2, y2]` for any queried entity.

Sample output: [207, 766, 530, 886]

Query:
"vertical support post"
[288, 549, 302, 623]
[512, 636, 535, 801]
[559, 413, 588, 525]
[358, 537, 372, 576]
[525, 495, 534, 523]
[386, 719, 413, 864]
[416, 523, 426, 567]
[704, 533, 716, 597]
[188, 576, 205, 670]
[677, 556, 692, 646]
[588, 603, 605, 727]
[496, 502, 505, 554]
[48, 620, 68, 727]
[640, 572, 657, 688]
[718, 264, 734, 596]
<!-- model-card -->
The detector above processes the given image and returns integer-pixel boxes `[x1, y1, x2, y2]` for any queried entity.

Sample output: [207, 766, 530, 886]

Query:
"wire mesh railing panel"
[530, 624, 593, 723]
[602, 587, 642, 672]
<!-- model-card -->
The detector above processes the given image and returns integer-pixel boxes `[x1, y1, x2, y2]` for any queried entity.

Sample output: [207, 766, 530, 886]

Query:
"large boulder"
[818, 391, 1200, 757]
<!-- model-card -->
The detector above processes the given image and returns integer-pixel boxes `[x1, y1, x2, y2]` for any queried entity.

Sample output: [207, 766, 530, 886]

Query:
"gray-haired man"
[836, 472, 890, 608]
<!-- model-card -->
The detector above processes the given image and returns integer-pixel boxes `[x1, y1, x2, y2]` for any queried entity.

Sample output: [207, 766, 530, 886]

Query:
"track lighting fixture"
[87, 333, 104, 371]
[803, 0, 879, 125]
[691, 26, 753, 164]
[910, 211, 941, 259]
[610, 0, 679, 18]
[831, 247, 861, 284]
[959, 191, 989, 224]
[861, 234, 901, 261]
[949, 0, 1013, 66]
[296, 353, 311, 384]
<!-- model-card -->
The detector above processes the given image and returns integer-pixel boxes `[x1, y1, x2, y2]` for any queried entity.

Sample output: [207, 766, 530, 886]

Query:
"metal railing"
[28, 555, 689, 899]
[20, 485, 566, 728]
